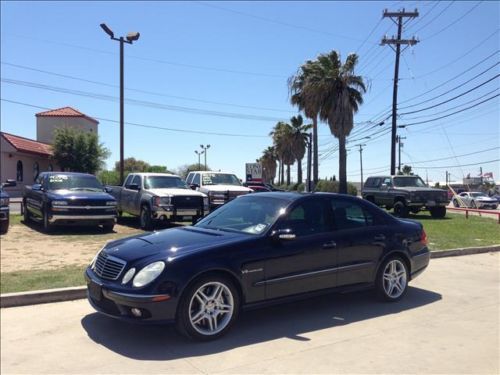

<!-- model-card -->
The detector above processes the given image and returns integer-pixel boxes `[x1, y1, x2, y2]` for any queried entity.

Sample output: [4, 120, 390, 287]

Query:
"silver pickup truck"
[107, 173, 208, 229]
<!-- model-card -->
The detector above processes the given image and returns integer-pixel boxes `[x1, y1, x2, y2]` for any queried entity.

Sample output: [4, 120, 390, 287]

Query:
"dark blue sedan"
[85, 192, 430, 340]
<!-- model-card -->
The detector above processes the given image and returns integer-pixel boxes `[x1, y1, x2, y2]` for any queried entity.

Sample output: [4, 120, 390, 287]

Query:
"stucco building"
[0, 107, 99, 196]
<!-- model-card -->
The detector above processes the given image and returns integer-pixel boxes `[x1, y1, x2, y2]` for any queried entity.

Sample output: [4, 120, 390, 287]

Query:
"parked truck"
[107, 173, 208, 230]
[361, 175, 450, 218]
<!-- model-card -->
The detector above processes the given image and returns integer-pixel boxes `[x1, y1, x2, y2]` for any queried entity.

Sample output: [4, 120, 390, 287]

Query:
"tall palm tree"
[260, 146, 277, 184]
[270, 122, 295, 186]
[292, 51, 366, 194]
[289, 115, 312, 184]
[289, 60, 321, 185]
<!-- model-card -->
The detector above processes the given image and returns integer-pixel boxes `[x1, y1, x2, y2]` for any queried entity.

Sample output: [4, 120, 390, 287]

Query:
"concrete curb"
[0, 286, 86, 308]
[1, 245, 499, 308]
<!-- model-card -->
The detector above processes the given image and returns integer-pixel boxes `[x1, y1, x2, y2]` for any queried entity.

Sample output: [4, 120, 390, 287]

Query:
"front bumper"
[476, 201, 498, 209]
[84, 268, 177, 323]
[49, 214, 117, 224]
[152, 205, 205, 221]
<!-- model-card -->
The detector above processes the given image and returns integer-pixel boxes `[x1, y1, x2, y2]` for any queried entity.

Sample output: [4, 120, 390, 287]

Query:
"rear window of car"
[365, 178, 381, 188]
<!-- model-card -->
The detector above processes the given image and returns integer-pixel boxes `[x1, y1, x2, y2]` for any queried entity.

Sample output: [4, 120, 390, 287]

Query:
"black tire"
[139, 205, 153, 230]
[103, 223, 115, 232]
[410, 207, 420, 214]
[0, 219, 8, 234]
[43, 209, 52, 233]
[393, 201, 409, 218]
[452, 199, 459, 208]
[365, 196, 375, 204]
[23, 201, 30, 223]
[470, 201, 477, 209]
[176, 275, 240, 341]
[376, 256, 409, 302]
[430, 206, 446, 218]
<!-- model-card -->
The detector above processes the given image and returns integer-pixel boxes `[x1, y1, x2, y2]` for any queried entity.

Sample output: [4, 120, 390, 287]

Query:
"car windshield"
[144, 176, 188, 189]
[202, 173, 241, 186]
[470, 192, 488, 198]
[47, 174, 103, 192]
[393, 177, 427, 187]
[195, 196, 287, 235]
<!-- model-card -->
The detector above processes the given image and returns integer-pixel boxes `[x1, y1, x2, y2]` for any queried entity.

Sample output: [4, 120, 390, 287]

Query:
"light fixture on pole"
[200, 144, 210, 170]
[100, 23, 140, 185]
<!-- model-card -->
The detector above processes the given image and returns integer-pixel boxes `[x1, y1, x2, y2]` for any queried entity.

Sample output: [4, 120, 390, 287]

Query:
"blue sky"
[1, 1, 499, 184]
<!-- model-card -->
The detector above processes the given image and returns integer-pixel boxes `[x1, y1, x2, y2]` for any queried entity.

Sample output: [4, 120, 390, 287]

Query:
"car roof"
[190, 171, 236, 175]
[41, 172, 95, 177]
[240, 191, 363, 202]
[130, 173, 179, 177]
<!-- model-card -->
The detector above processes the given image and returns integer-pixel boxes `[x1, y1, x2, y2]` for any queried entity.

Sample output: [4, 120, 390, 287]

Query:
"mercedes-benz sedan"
[85, 192, 430, 340]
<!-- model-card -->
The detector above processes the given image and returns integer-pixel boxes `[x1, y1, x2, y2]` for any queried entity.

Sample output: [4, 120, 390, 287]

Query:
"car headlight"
[106, 201, 117, 206]
[132, 261, 165, 287]
[160, 196, 171, 205]
[52, 200, 68, 206]
[121, 268, 136, 284]
[0, 198, 9, 206]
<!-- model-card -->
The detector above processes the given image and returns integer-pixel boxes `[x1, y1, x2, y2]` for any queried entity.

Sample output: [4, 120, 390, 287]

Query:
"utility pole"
[480, 166, 483, 186]
[381, 9, 419, 176]
[306, 133, 312, 192]
[396, 135, 406, 173]
[356, 144, 366, 191]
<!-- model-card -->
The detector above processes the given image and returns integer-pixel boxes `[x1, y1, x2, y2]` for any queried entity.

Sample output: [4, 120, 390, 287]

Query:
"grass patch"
[405, 212, 500, 250]
[1, 265, 86, 294]
[8, 214, 22, 226]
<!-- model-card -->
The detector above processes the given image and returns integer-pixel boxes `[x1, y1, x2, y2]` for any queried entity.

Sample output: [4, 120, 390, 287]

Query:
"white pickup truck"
[107, 173, 208, 229]
[185, 171, 252, 210]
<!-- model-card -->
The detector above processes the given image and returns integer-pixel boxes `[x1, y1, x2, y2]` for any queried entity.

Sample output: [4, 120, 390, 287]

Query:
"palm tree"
[291, 51, 366, 194]
[289, 115, 312, 184]
[260, 146, 277, 184]
[289, 60, 321, 185]
[270, 122, 295, 186]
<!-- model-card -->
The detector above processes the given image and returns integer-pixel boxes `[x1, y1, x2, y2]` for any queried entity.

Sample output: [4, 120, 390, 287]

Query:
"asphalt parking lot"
[1, 252, 499, 374]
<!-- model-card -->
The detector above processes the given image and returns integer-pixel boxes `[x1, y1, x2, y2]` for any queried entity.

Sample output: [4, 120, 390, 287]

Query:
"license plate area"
[88, 280, 102, 301]
[426, 200, 436, 207]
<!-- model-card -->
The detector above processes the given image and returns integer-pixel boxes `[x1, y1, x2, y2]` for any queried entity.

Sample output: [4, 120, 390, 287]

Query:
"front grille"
[68, 200, 109, 207]
[94, 252, 126, 280]
[171, 195, 203, 209]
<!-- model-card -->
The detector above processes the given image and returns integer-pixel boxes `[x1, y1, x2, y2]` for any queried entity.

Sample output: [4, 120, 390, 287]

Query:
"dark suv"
[0, 179, 17, 234]
[362, 175, 449, 218]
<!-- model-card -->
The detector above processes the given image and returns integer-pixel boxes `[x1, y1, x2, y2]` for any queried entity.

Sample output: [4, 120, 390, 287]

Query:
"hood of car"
[48, 190, 115, 201]
[146, 188, 207, 197]
[102, 227, 249, 263]
[201, 185, 252, 192]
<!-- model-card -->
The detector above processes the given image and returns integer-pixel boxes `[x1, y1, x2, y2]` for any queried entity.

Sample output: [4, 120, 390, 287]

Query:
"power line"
[411, 159, 499, 170]
[0, 61, 294, 114]
[0, 98, 269, 138]
[413, 1, 455, 34]
[399, 74, 500, 115]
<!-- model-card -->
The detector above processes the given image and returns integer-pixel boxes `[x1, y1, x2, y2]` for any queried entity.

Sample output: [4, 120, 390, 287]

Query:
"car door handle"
[322, 241, 337, 249]
[373, 234, 386, 241]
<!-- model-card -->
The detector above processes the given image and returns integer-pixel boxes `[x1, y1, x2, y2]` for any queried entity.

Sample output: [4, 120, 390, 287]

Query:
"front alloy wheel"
[177, 277, 239, 340]
[377, 257, 408, 301]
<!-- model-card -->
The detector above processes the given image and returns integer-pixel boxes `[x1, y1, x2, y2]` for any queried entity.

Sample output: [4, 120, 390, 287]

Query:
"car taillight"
[420, 229, 428, 245]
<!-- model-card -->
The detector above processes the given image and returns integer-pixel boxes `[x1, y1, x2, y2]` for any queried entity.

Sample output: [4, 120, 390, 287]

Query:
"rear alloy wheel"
[377, 257, 409, 302]
[470, 201, 477, 209]
[103, 223, 115, 232]
[452, 199, 459, 208]
[393, 201, 409, 218]
[176, 277, 239, 341]
[140, 206, 153, 230]
[430, 206, 446, 218]
[0, 219, 8, 234]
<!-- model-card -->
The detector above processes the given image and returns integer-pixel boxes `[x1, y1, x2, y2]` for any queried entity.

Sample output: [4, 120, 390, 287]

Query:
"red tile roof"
[36, 106, 99, 124]
[1, 132, 53, 158]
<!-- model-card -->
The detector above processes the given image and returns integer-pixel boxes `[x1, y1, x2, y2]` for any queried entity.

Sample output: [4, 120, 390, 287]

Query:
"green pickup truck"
[361, 175, 449, 218]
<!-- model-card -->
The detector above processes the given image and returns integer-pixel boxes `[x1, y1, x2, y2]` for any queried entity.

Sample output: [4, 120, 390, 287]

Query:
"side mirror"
[104, 186, 112, 193]
[381, 183, 388, 189]
[32, 184, 43, 191]
[2, 179, 16, 188]
[272, 228, 296, 241]
[190, 184, 199, 190]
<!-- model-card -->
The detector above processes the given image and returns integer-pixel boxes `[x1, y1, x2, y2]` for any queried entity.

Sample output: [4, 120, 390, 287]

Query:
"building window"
[33, 162, 40, 182]
[16, 161, 23, 182]
[48, 164, 53, 171]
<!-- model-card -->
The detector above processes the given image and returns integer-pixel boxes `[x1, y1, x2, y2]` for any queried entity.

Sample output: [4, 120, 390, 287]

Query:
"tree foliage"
[113, 157, 169, 174]
[52, 127, 109, 174]
[175, 163, 211, 179]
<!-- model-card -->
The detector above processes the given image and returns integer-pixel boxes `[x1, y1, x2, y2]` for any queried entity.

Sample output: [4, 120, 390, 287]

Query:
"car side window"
[193, 173, 201, 186]
[372, 178, 381, 187]
[279, 199, 333, 237]
[124, 175, 133, 187]
[330, 200, 377, 230]
[131, 175, 141, 187]
[382, 177, 392, 186]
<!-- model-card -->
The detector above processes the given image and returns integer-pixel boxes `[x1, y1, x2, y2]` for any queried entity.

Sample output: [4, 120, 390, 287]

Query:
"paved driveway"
[1, 253, 498, 374]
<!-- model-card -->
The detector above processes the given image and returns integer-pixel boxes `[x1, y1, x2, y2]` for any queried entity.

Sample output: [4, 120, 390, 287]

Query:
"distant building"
[0, 107, 99, 196]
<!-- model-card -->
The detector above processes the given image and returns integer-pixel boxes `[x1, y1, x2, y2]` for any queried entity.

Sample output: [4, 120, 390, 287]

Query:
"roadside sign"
[246, 163, 262, 182]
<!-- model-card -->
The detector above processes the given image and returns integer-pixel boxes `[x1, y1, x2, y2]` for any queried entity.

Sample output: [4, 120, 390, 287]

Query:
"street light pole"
[200, 144, 210, 170]
[100, 23, 140, 185]
[195, 150, 204, 170]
